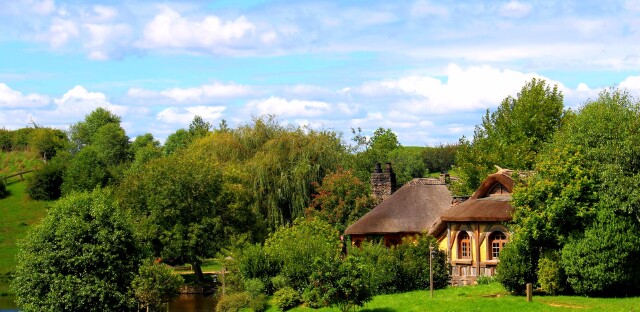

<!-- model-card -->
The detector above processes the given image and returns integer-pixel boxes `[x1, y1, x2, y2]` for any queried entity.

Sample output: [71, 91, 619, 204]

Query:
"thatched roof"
[345, 178, 453, 235]
[429, 172, 514, 236]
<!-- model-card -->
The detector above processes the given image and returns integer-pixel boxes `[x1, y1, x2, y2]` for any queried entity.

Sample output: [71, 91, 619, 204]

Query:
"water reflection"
[168, 294, 217, 312]
[0, 294, 216, 312]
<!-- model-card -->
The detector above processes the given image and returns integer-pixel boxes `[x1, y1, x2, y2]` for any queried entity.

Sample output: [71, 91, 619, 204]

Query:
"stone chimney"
[371, 162, 397, 203]
[439, 173, 450, 184]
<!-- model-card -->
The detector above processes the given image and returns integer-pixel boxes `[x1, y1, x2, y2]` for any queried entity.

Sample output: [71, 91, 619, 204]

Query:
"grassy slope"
[273, 283, 640, 312]
[0, 151, 42, 177]
[0, 181, 50, 275]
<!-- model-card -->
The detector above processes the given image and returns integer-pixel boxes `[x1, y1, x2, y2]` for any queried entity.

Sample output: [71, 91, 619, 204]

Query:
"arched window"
[489, 232, 507, 260]
[458, 232, 471, 259]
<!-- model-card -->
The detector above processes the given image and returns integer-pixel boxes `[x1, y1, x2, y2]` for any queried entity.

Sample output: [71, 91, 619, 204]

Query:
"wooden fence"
[2, 170, 34, 185]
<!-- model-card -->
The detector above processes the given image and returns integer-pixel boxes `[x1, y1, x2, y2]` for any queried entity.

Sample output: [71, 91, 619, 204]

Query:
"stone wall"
[371, 163, 396, 203]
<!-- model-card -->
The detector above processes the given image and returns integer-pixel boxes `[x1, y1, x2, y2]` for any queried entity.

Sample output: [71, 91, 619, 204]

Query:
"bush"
[273, 287, 300, 311]
[264, 218, 340, 292]
[394, 235, 450, 291]
[349, 241, 397, 295]
[0, 180, 8, 199]
[243, 278, 266, 298]
[132, 261, 184, 311]
[476, 274, 495, 285]
[271, 275, 290, 291]
[496, 234, 538, 295]
[27, 157, 66, 200]
[238, 244, 278, 292]
[249, 294, 268, 312]
[216, 292, 251, 312]
[562, 214, 640, 296]
[537, 251, 565, 295]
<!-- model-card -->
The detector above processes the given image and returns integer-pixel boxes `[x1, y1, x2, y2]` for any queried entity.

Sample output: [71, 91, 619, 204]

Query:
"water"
[0, 294, 217, 312]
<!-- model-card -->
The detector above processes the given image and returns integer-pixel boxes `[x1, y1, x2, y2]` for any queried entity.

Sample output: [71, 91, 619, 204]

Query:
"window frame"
[458, 231, 472, 260]
[489, 231, 507, 260]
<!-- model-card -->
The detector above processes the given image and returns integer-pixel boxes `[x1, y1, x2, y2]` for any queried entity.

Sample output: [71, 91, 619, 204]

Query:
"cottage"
[344, 163, 453, 246]
[429, 168, 514, 285]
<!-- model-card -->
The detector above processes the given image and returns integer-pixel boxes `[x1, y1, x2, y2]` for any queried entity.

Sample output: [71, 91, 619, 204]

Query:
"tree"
[132, 261, 184, 312]
[92, 123, 130, 166]
[70, 107, 121, 150]
[500, 88, 640, 296]
[163, 129, 191, 155]
[305, 168, 376, 232]
[27, 154, 68, 200]
[188, 115, 212, 138]
[350, 128, 402, 182]
[117, 150, 259, 283]
[12, 189, 144, 312]
[422, 143, 458, 174]
[388, 147, 428, 185]
[61, 146, 109, 195]
[456, 78, 564, 193]
[29, 128, 68, 161]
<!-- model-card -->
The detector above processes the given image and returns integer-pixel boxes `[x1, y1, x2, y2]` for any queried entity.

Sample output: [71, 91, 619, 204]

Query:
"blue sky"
[1, 0, 640, 146]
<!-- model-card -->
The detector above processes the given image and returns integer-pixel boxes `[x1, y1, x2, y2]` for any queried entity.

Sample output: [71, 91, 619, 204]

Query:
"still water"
[0, 294, 217, 312]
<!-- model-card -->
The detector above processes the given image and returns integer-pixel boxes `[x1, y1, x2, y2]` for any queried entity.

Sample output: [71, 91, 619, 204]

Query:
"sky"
[1, 0, 640, 146]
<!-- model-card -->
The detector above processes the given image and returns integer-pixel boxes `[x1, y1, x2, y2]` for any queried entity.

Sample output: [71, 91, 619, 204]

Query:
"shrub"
[216, 292, 251, 312]
[238, 243, 278, 292]
[496, 233, 538, 295]
[273, 287, 300, 311]
[264, 218, 339, 292]
[394, 235, 450, 291]
[562, 214, 640, 296]
[132, 261, 184, 311]
[476, 274, 495, 285]
[349, 241, 397, 295]
[537, 251, 565, 295]
[249, 294, 268, 312]
[270, 275, 290, 291]
[0, 180, 7, 199]
[27, 157, 65, 200]
[243, 278, 266, 298]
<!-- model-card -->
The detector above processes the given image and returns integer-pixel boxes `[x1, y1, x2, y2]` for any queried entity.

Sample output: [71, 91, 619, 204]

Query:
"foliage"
[12, 189, 144, 312]
[132, 261, 184, 311]
[271, 275, 290, 291]
[348, 241, 397, 294]
[118, 149, 259, 282]
[422, 143, 459, 174]
[476, 274, 495, 285]
[163, 129, 192, 156]
[243, 278, 266, 298]
[92, 122, 130, 166]
[10, 128, 35, 151]
[393, 235, 450, 292]
[349, 127, 402, 183]
[561, 213, 640, 296]
[0, 180, 7, 199]
[537, 251, 565, 295]
[130, 133, 162, 166]
[456, 78, 564, 193]
[264, 218, 340, 292]
[61, 146, 109, 195]
[273, 287, 300, 311]
[388, 146, 428, 185]
[0, 128, 11, 151]
[305, 168, 376, 232]
[238, 244, 279, 292]
[496, 233, 537, 295]
[27, 155, 67, 200]
[306, 255, 373, 312]
[29, 128, 68, 161]
[216, 292, 252, 312]
[70, 107, 121, 149]
[504, 88, 640, 296]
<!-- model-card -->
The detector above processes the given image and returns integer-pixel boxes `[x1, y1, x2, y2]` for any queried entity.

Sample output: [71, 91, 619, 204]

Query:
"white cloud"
[127, 82, 252, 103]
[0, 83, 49, 108]
[139, 6, 256, 51]
[84, 23, 133, 60]
[618, 75, 640, 97]
[246, 96, 336, 118]
[499, 1, 532, 18]
[157, 106, 225, 124]
[53, 85, 128, 117]
[48, 18, 79, 48]
[411, 0, 449, 18]
[91, 5, 118, 23]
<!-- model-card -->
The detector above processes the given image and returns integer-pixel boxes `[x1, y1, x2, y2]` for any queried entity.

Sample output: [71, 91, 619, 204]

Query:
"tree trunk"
[192, 262, 205, 283]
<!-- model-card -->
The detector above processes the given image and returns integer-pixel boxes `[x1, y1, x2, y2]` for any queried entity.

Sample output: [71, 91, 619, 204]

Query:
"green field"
[0, 181, 50, 275]
[271, 283, 640, 312]
[0, 151, 42, 177]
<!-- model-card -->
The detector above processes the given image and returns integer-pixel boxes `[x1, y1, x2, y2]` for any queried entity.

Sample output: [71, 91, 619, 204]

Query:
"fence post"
[526, 283, 533, 302]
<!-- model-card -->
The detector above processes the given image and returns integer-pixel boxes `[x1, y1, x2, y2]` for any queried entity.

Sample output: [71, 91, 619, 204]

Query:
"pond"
[0, 294, 217, 312]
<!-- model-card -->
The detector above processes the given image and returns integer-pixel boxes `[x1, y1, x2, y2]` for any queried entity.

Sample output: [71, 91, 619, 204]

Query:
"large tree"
[456, 78, 564, 193]
[499, 89, 640, 296]
[12, 189, 144, 311]
[117, 148, 259, 282]
[70, 107, 121, 150]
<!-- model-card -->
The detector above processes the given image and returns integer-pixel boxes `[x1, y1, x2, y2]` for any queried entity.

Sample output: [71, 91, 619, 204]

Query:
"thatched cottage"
[345, 164, 514, 285]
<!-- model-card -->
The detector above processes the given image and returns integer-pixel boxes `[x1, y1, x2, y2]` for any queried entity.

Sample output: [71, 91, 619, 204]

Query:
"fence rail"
[2, 170, 34, 184]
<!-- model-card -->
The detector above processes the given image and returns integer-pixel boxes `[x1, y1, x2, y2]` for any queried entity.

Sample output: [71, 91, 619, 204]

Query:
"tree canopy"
[12, 189, 144, 311]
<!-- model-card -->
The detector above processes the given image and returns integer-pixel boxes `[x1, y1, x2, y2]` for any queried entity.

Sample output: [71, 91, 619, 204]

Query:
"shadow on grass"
[360, 308, 395, 312]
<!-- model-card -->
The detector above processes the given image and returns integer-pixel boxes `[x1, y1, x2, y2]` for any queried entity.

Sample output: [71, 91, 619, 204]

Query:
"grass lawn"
[0, 181, 51, 275]
[270, 283, 640, 312]
[0, 151, 42, 177]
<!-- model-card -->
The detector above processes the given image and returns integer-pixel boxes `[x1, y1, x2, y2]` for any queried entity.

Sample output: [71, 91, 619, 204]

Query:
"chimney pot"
[374, 163, 382, 173]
